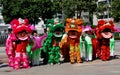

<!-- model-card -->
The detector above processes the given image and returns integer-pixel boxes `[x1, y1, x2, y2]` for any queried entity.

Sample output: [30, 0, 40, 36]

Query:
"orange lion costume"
[60, 18, 83, 64]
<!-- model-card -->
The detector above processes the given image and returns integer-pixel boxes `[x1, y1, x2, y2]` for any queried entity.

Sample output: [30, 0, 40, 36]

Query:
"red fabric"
[96, 19, 114, 61]
[92, 38, 98, 60]
[96, 39, 102, 59]
[97, 20, 106, 28]
[13, 25, 32, 34]
[68, 37, 79, 46]
[101, 45, 110, 61]
[16, 40, 29, 52]
[10, 19, 19, 29]
[100, 39, 110, 61]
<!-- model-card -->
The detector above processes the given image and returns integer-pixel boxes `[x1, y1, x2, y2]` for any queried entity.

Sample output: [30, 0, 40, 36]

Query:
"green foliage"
[111, 0, 120, 22]
[2, 0, 54, 24]
[2, 0, 97, 24]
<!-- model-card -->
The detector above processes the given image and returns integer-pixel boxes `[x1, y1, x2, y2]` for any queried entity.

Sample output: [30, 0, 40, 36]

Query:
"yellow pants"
[69, 44, 82, 63]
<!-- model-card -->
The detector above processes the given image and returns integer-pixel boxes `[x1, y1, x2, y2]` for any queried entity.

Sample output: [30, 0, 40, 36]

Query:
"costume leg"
[14, 52, 21, 70]
[69, 44, 75, 64]
[7, 43, 15, 67]
[97, 40, 101, 59]
[31, 51, 36, 65]
[22, 53, 30, 68]
[32, 49, 40, 66]
[26, 44, 32, 64]
[88, 44, 92, 61]
[8, 55, 14, 67]
[60, 43, 70, 62]
[85, 42, 88, 61]
[101, 46, 107, 61]
[79, 42, 84, 59]
[106, 46, 110, 60]
[35, 48, 40, 65]
[54, 50, 60, 63]
[92, 38, 98, 60]
[110, 38, 115, 57]
[48, 51, 54, 64]
[75, 45, 82, 63]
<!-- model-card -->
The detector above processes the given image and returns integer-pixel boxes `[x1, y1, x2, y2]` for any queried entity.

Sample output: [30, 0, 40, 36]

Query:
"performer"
[6, 26, 16, 67]
[83, 25, 93, 61]
[11, 18, 32, 69]
[110, 36, 115, 58]
[27, 30, 41, 66]
[96, 20, 115, 61]
[79, 26, 85, 60]
[41, 18, 64, 65]
[64, 18, 83, 64]
[60, 33, 70, 62]
[91, 27, 99, 60]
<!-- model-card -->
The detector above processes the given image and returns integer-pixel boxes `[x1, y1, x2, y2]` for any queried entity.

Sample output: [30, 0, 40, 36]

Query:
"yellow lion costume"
[60, 18, 83, 64]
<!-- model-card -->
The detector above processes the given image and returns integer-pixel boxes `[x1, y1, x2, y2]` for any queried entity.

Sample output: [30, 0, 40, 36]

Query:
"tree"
[111, 0, 120, 22]
[2, 0, 97, 24]
[60, 0, 97, 24]
[2, 0, 55, 24]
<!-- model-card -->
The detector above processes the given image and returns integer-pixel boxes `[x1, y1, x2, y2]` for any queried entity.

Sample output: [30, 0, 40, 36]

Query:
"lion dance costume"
[6, 18, 32, 70]
[96, 20, 115, 61]
[61, 18, 83, 64]
[42, 18, 64, 65]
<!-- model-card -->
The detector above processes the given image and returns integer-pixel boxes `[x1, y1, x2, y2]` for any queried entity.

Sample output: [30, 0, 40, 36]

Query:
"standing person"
[65, 18, 83, 64]
[30, 30, 41, 66]
[84, 26, 93, 61]
[60, 33, 70, 62]
[5, 26, 16, 67]
[91, 28, 99, 60]
[41, 19, 64, 65]
[79, 26, 85, 60]
[12, 18, 32, 70]
[27, 25, 42, 66]
[96, 20, 115, 61]
[110, 33, 115, 58]
[79, 34, 84, 60]
[109, 20, 115, 59]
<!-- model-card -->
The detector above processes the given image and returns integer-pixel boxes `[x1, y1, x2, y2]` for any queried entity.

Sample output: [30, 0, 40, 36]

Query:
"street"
[0, 40, 120, 75]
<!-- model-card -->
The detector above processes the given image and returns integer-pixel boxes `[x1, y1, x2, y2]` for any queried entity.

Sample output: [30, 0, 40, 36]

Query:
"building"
[93, 0, 113, 25]
[0, 4, 9, 35]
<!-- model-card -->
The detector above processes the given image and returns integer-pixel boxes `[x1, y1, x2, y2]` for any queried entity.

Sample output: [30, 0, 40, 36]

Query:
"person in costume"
[6, 25, 16, 67]
[110, 36, 115, 58]
[11, 18, 32, 70]
[79, 26, 85, 60]
[27, 30, 41, 66]
[41, 18, 64, 65]
[83, 25, 93, 61]
[60, 33, 70, 62]
[61, 18, 83, 64]
[96, 20, 115, 61]
[109, 20, 116, 58]
[91, 27, 99, 60]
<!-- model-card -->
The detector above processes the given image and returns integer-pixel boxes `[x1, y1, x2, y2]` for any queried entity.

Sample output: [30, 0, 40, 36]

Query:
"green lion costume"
[41, 18, 64, 65]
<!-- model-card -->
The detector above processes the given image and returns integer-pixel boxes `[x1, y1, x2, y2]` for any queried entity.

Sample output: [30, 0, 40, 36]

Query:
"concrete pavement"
[0, 40, 120, 75]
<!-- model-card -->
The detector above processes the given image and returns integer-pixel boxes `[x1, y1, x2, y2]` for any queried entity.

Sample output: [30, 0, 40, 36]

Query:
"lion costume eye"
[70, 24, 75, 28]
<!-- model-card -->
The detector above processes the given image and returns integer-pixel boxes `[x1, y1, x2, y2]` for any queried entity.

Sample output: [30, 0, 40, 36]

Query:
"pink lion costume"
[6, 18, 32, 70]
[6, 28, 16, 67]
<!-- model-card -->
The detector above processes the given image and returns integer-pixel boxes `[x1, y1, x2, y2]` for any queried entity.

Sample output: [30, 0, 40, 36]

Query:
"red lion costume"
[95, 20, 115, 61]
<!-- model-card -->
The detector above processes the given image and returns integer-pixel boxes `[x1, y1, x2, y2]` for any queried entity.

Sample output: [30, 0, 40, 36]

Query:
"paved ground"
[0, 40, 120, 75]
